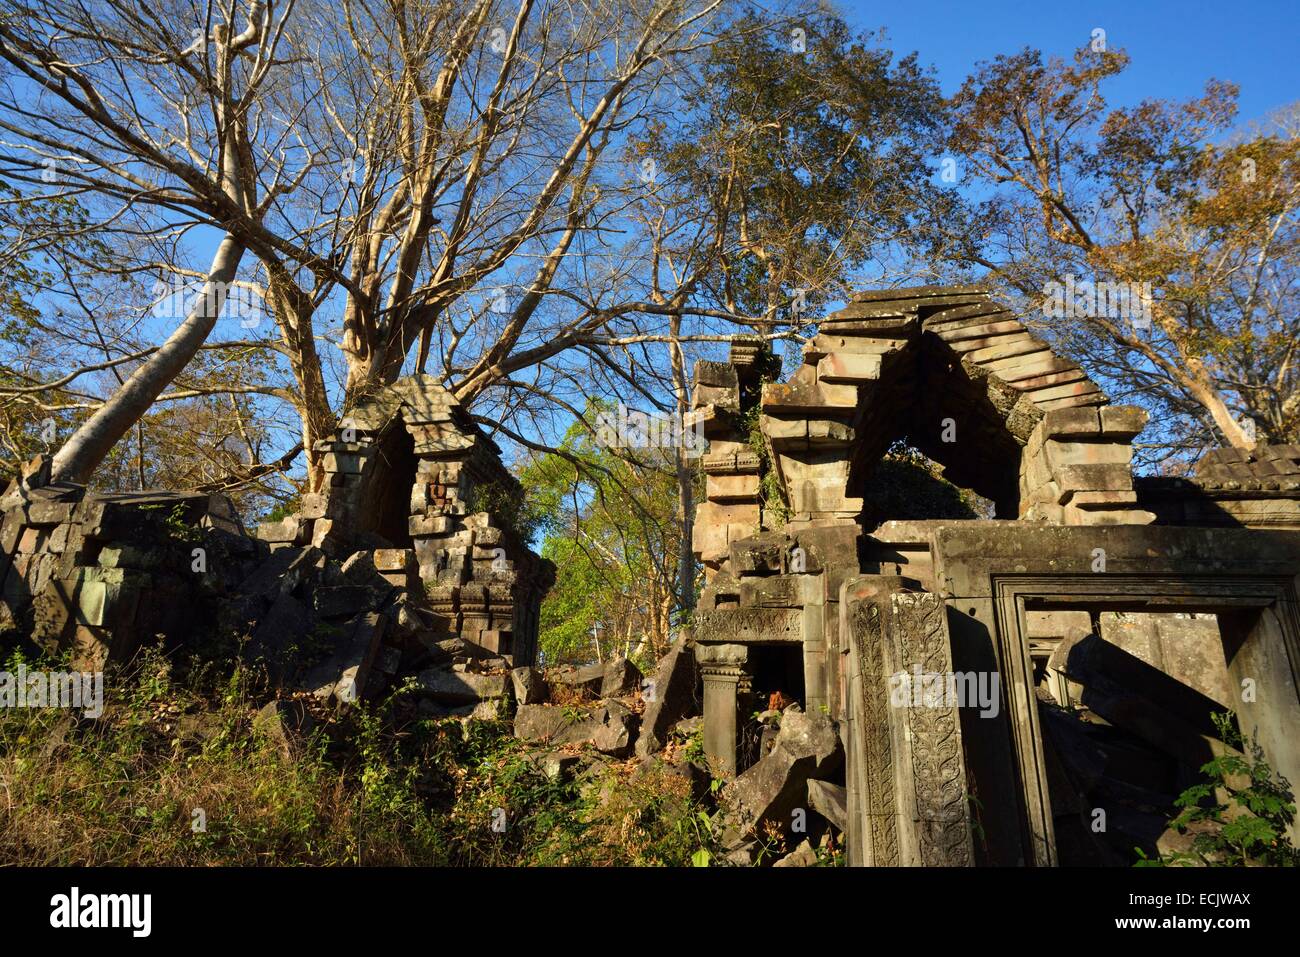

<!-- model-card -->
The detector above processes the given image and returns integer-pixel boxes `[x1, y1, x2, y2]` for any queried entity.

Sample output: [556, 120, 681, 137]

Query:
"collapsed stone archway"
[691, 286, 1154, 583]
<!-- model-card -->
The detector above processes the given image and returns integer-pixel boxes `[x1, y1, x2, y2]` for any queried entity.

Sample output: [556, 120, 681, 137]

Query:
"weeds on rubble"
[139, 501, 204, 543]
[1135, 711, 1300, 867]
[681, 724, 706, 765]
[815, 836, 845, 866]
[1, 644, 357, 864]
[0, 642, 719, 866]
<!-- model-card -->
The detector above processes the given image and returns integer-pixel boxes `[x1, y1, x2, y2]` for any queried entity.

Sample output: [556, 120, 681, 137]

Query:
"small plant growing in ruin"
[1137, 711, 1300, 867]
[140, 501, 204, 543]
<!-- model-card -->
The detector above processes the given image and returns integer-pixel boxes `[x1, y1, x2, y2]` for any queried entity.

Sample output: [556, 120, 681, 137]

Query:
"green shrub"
[1137, 711, 1300, 867]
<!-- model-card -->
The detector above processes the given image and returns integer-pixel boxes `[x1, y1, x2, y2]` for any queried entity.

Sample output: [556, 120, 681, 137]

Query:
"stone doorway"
[363, 423, 418, 549]
[1026, 608, 1235, 864]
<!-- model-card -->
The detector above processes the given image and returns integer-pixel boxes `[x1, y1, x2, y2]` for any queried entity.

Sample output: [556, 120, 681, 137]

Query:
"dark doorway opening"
[739, 644, 807, 771]
[363, 423, 417, 548]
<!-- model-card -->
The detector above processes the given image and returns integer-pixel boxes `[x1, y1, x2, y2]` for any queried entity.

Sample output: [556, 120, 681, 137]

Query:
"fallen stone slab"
[300, 611, 387, 704]
[511, 666, 547, 705]
[772, 839, 819, 867]
[636, 634, 698, 757]
[1051, 632, 1224, 736]
[313, 584, 380, 620]
[253, 699, 317, 762]
[719, 705, 843, 848]
[521, 749, 586, 782]
[515, 702, 638, 757]
[551, 656, 643, 699]
[237, 546, 324, 601]
[806, 779, 848, 832]
[672, 716, 703, 738]
[418, 667, 510, 704]
[419, 698, 508, 721]
[245, 592, 310, 669]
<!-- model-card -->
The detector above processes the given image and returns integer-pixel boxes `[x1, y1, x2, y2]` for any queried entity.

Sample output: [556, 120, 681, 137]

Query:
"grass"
[0, 642, 719, 866]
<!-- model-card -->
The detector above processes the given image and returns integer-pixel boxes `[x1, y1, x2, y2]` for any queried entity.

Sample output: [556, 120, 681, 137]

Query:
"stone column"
[695, 642, 749, 776]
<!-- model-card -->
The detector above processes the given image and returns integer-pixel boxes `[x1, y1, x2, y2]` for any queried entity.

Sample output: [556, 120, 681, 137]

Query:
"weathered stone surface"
[806, 778, 848, 832]
[239, 547, 323, 600]
[772, 839, 819, 867]
[312, 585, 376, 619]
[1099, 405, 1148, 438]
[719, 705, 842, 846]
[510, 666, 547, 705]
[521, 749, 586, 781]
[253, 699, 316, 762]
[256, 516, 303, 544]
[636, 634, 698, 757]
[1042, 407, 1101, 437]
[552, 656, 643, 699]
[298, 612, 387, 704]
[418, 668, 510, 704]
[514, 703, 638, 757]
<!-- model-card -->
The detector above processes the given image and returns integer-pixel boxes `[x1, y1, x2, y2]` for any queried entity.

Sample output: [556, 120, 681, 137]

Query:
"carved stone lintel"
[694, 607, 803, 644]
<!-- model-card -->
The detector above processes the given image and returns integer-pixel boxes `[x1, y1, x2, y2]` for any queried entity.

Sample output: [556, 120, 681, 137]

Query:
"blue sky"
[845, 0, 1297, 124]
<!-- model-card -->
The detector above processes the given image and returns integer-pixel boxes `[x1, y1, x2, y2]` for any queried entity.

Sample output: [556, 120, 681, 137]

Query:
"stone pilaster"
[695, 642, 750, 776]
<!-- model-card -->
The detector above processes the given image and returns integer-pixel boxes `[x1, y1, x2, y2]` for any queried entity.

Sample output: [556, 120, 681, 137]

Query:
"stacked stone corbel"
[1018, 406, 1155, 525]
[689, 341, 767, 581]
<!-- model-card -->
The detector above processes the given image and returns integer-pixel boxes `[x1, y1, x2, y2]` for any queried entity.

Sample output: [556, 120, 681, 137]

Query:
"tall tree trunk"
[267, 264, 333, 490]
[669, 313, 696, 619]
[51, 235, 246, 484]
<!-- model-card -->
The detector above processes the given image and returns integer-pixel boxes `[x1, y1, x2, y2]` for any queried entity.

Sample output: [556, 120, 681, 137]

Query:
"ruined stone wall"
[1017, 406, 1154, 524]
[1137, 442, 1300, 530]
[688, 347, 767, 581]
[684, 286, 1300, 867]
[0, 455, 258, 669]
[1, 376, 552, 688]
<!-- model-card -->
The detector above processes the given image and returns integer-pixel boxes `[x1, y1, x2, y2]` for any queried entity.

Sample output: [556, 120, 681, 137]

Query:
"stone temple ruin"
[687, 285, 1300, 866]
[2, 286, 1299, 866]
[0, 376, 553, 709]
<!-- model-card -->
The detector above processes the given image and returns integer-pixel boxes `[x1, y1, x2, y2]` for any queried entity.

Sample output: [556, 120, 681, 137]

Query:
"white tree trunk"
[51, 234, 246, 484]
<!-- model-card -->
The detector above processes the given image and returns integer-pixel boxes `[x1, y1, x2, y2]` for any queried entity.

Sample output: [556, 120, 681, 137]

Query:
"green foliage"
[679, 723, 706, 766]
[139, 502, 204, 543]
[260, 493, 303, 525]
[858, 442, 985, 527]
[1137, 711, 1300, 866]
[636, 11, 945, 322]
[522, 399, 685, 666]
[468, 478, 543, 543]
[0, 187, 106, 479]
[945, 44, 1300, 457]
[741, 369, 788, 529]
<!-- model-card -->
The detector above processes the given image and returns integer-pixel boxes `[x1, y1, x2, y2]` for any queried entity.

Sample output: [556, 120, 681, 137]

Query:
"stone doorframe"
[862, 521, 1300, 866]
[991, 573, 1300, 866]
[840, 575, 976, 867]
